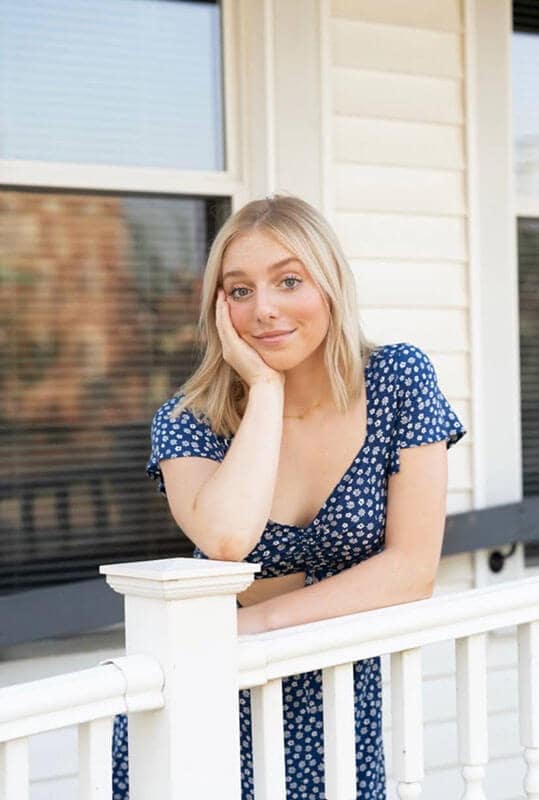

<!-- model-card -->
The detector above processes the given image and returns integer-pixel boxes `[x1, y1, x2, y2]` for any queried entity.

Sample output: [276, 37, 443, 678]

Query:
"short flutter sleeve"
[388, 343, 466, 475]
[145, 395, 227, 495]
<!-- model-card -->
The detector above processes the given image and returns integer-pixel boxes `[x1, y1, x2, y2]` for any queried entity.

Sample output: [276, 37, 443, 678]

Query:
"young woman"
[112, 194, 466, 799]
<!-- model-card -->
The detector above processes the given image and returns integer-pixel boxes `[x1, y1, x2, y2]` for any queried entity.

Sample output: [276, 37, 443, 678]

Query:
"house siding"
[329, 0, 473, 519]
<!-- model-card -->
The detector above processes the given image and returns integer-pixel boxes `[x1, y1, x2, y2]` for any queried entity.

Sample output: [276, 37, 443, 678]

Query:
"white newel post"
[100, 557, 260, 800]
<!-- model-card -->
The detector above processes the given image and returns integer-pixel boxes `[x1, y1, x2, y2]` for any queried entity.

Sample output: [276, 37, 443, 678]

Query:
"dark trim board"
[0, 577, 123, 648]
[442, 496, 539, 556]
[1, 498, 538, 647]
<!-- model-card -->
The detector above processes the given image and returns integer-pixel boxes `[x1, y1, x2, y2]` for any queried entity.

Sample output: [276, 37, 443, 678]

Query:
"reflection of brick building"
[0, 190, 202, 427]
[0, 189, 225, 593]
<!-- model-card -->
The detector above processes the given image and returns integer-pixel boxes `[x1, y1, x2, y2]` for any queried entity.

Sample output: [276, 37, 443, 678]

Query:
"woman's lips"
[255, 330, 296, 344]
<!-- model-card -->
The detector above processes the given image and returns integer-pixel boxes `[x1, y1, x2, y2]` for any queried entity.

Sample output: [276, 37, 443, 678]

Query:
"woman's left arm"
[238, 440, 448, 634]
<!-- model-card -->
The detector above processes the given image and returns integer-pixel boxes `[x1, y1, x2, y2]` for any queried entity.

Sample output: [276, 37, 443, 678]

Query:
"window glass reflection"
[0, 189, 231, 592]
[0, 0, 224, 170]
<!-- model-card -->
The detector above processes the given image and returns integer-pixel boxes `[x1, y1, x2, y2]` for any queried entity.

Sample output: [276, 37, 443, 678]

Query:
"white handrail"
[0, 654, 163, 742]
[236, 576, 539, 688]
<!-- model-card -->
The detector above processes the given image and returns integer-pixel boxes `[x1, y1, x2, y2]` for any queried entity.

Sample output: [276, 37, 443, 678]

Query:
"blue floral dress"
[112, 342, 466, 800]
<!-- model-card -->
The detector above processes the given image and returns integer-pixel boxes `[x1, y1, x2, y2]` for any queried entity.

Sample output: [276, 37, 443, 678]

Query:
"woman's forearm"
[252, 549, 433, 632]
[237, 571, 306, 607]
[193, 379, 284, 560]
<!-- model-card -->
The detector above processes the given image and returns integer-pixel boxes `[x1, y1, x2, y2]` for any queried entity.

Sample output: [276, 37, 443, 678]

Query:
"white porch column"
[100, 557, 259, 800]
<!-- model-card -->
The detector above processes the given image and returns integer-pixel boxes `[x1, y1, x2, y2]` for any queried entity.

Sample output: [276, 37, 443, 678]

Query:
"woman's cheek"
[290, 286, 328, 319]
[227, 302, 248, 335]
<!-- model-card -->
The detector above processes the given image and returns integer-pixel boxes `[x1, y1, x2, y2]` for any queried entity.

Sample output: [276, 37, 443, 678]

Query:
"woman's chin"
[259, 353, 303, 373]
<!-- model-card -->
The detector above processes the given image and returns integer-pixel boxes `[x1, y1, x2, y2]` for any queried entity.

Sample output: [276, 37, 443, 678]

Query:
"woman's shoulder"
[368, 341, 432, 376]
[367, 342, 441, 404]
[152, 393, 184, 419]
[150, 393, 230, 443]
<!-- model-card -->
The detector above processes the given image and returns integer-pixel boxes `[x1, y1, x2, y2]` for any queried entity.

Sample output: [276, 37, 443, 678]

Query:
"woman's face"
[220, 228, 331, 372]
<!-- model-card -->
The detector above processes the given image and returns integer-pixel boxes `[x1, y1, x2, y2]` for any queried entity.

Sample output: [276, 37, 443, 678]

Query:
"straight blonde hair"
[169, 194, 379, 438]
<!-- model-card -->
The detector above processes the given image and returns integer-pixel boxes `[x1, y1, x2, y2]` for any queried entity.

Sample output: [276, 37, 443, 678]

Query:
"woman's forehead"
[221, 231, 300, 278]
[224, 229, 290, 261]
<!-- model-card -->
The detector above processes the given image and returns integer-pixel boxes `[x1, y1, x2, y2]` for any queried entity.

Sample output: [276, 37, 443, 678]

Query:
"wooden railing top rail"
[0, 654, 163, 742]
[236, 575, 539, 689]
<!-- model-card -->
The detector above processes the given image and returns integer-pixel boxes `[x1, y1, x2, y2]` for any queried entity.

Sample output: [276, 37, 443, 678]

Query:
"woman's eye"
[229, 287, 250, 299]
[282, 276, 301, 289]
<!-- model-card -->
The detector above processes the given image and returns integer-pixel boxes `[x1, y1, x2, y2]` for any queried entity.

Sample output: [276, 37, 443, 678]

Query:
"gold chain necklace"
[283, 398, 325, 420]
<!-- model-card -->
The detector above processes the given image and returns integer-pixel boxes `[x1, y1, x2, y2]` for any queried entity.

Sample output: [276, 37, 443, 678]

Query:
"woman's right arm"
[160, 377, 284, 561]
[161, 287, 287, 561]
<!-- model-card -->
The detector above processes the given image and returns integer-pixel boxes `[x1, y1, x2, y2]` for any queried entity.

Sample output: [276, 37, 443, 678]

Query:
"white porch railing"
[0, 557, 537, 800]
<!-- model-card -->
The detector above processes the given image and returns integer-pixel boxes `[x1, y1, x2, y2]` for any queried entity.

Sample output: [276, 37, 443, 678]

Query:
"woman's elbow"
[203, 532, 252, 562]
[414, 574, 435, 600]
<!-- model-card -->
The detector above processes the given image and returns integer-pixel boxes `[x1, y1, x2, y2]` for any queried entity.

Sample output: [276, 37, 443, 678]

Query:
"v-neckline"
[266, 356, 374, 533]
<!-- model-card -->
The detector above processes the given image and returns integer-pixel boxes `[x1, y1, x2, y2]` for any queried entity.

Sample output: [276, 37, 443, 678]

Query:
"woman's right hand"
[215, 289, 285, 389]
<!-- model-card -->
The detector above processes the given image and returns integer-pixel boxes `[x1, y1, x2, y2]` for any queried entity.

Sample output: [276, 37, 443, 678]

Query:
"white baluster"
[0, 738, 29, 800]
[391, 648, 423, 799]
[79, 717, 114, 799]
[251, 678, 287, 800]
[322, 662, 356, 799]
[518, 621, 539, 799]
[455, 633, 488, 800]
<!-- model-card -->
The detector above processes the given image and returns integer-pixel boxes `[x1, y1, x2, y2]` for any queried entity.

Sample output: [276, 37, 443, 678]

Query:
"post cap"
[100, 557, 260, 600]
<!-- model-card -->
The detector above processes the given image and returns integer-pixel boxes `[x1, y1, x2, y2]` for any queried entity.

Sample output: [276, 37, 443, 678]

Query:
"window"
[0, 189, 231, 593]
[0, 0, 243, 638]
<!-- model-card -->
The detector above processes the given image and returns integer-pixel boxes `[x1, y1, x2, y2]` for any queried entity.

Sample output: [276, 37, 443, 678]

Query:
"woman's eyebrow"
[222, 257, 299, 282]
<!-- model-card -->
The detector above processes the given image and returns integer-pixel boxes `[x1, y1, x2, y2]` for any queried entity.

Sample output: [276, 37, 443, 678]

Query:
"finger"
[218, 293, 233, 329]
[215, 290, 226, 323]
[215, 292, 234, 341]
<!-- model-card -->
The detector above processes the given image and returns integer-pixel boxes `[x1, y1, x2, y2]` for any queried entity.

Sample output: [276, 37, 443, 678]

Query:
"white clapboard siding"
[28, 728, 77, 784]
[0, 630, 124, 688]
[447, 492, 473, 514]
[333, 68, 463, 125]
[328, 0, 469, 521]
[482, 756, 526, 800]
[436, 554, 475, 590]
[420, 756, 526, 800]
[431, 352, 470, 397]
[361, 308, 468, 351]
[335, 214, 467, 260]
[334, 117, 464, 169]
[489, 631, 519, 671]
[29, 775, 78, 800]
[353, 260, 467, 307]
[336, 164, 466, 215]
[331, 0, 462, 33]
[332, 18, 462, 78]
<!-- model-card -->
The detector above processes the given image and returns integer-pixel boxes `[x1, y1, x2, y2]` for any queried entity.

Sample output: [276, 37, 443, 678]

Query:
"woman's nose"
[254, 289, 279, 319]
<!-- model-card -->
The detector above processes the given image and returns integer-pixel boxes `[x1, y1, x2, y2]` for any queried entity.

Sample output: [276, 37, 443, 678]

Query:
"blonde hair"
[170, 193, 379, 437]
